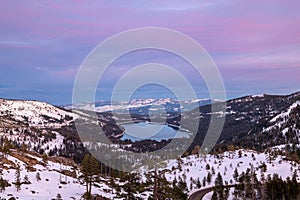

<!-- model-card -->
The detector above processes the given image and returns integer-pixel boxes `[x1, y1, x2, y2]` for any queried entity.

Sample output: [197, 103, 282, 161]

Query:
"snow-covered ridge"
[251, 94, 265, 98]
[0, 98, 75, 126]
[262, 101, 300, 134]
[66, 98, 211, 113]
[270, 101, 300, 123]
[0, 98, 90, 159]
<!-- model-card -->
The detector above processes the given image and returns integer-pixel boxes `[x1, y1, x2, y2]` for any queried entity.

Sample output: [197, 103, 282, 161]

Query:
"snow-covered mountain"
[0, 98, 76, 127]
[0, 98, 84, 158]
[185, 91, 300, 152]
[65, 98, 212, 114]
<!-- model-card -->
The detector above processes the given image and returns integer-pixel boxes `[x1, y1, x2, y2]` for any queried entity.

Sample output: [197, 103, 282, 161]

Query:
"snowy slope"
[157, 149, 300, 195]
[0, 98, 88, 158]
[0, 98, 75, 127]
[0, 150, 114, 200]
[270, 101, 300, 123]
[261, 100, 300, 144]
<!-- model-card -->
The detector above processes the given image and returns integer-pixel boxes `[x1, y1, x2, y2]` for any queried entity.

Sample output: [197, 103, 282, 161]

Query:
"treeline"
[79, 154, 188, 200]
[212, 170, 300, 200]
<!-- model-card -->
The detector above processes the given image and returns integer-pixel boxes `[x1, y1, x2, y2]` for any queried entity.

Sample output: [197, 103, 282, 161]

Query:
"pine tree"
[205, 164, 210, 170]
[211, 190, 218, 200]
[15, 164, 21, 191]
[291, 171, 299, 199]
[189, 182, 193, 190]
[36, 172, 41, 182]
[207, 172, 212, 184]
[211, 166, 216, 175]
[172, 179, 188, 200]
[244, 169, 254, 199]
[202, 176, 206, 187]
[56, 193, 62, 200]
[177, 158, 183, 171]
[80, 154, 100, 199]
[145, 170, 175, 200]
[196, 177, 201, 189]
[215, 172, 223, 186]
[233, 168, 239, 182]
[224, 187, 230, 199]
[23, 175, 30, 184]
[2, 140, 11, 158]
[213, 172, 225, 200]
[116, 172, 142, 200]
[238, 150, 242, 158]
[0, 176, 8, 193]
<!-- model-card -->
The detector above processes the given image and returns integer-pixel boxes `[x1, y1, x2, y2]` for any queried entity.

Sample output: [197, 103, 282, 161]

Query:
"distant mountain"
[64, 98, 213, 114]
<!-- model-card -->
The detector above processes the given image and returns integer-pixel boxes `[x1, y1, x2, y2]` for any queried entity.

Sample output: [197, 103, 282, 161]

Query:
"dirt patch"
[10, 151, 41, 166]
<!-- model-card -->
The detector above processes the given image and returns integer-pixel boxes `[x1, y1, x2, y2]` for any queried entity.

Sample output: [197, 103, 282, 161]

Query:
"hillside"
[185, 92, 300, 152]
[0, 150, 113, 200]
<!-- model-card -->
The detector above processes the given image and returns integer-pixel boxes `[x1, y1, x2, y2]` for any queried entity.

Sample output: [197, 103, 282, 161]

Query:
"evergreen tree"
[196, 177, 201, 189]
[172, 179, 188, 200]
[177, 158, 183, 171]
[80, 154, 100, 199]
[213, 172, 225, 200]
[238, 150, 242, 158]
[15, 164, 21, 191]
[202, 176, 206, 187]
[116, 172, 143, 200]
[1, 139, 12, 158]
[211, 166, 216, 175]
[205, 164, 210, 170]
[36, 172, 41, 182]
[145, 170, 175, 200]
[23, 175, 30, 184]
[233, 168, 239, 182]
[243, 169, 254, 199]
[263, 173, 300, 200]
[215, 172, 223, 187]
[56, 193, 62, 200]
[0, 176, 8, 193]
[207, 172, 212, 184]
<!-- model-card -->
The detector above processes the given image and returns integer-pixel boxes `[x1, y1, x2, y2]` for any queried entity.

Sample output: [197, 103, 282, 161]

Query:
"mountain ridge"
[0, 91, 300, 157]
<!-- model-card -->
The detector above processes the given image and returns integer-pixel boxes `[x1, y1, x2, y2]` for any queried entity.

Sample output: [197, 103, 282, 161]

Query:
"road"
[188, 184, 239, 200]
[188, 186, 215, 200]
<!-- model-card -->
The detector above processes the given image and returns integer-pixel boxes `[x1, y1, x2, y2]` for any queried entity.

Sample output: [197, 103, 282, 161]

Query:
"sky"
[0, 0, 300, 105]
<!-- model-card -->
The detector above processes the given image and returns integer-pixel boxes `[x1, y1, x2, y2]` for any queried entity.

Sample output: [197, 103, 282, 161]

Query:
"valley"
[0, 92, 300, 199]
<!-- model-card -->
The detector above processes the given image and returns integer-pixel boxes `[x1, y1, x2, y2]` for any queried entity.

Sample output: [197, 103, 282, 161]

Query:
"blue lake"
[120, 122, 191, 142]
